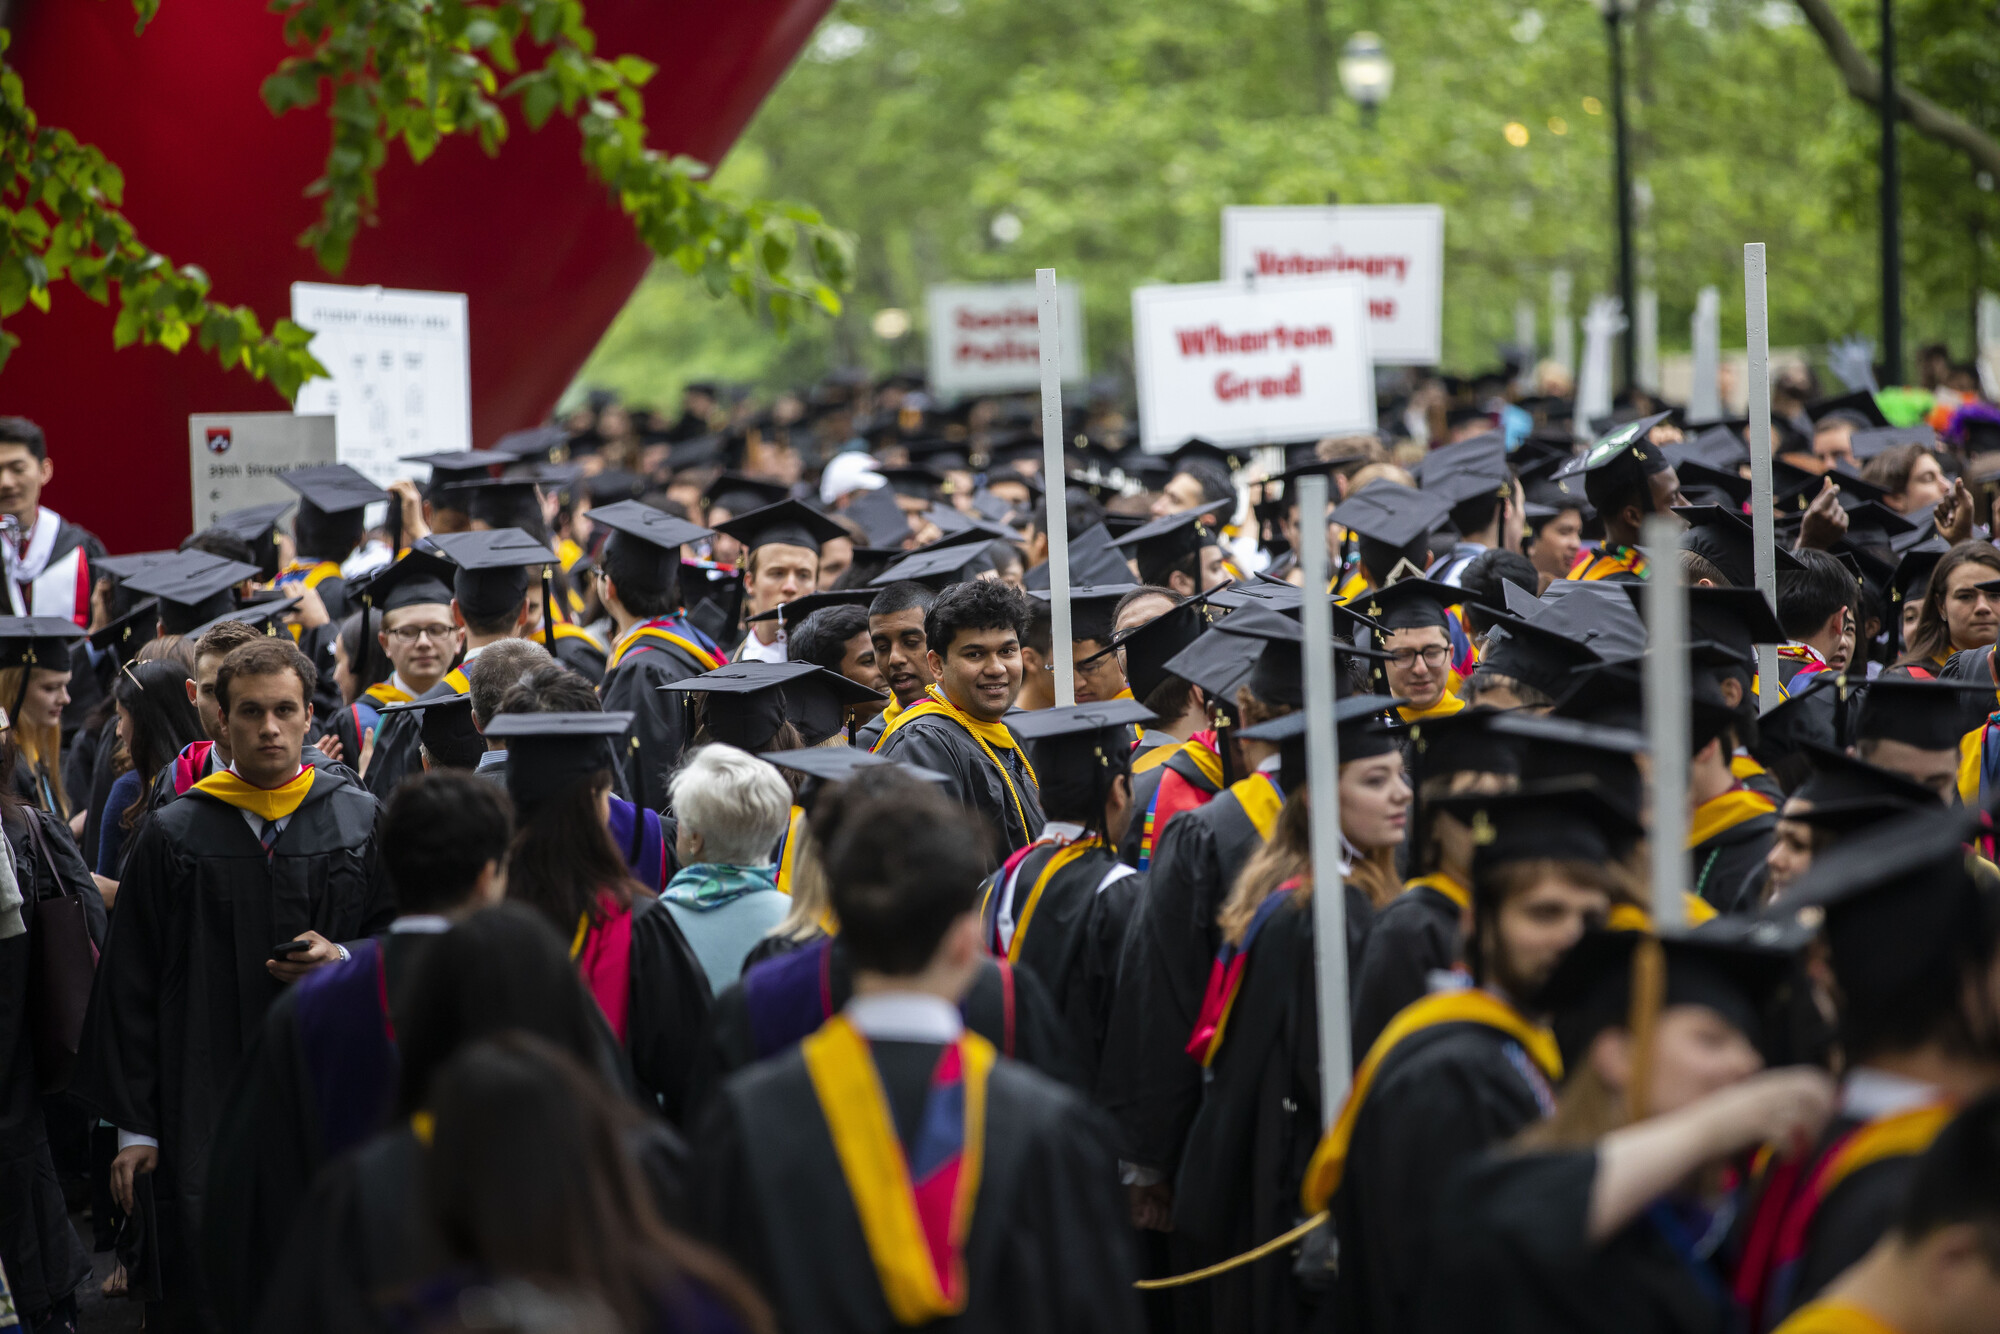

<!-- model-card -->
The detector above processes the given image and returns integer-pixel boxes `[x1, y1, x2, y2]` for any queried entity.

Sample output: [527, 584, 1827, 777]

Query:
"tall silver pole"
[1743, 244, 1780, 714]
[1036, 268, 1074, 707]
[1643, 513, 1689, 928]
[1297, 474, 1352, 1114]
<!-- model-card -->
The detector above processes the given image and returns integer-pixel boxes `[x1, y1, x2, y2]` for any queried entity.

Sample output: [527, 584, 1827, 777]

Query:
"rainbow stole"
[1185, 885, 1294, 1066]
[1567, 543, 1648, 581]
[802, 1015, 996, 1325]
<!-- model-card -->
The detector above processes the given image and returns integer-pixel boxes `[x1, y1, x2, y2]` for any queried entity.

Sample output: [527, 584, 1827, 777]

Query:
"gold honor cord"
[1132, 1212, 1330, 1290]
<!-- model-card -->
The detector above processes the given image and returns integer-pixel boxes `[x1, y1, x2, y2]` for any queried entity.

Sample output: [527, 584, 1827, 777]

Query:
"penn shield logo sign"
[205, 426, 233, 455]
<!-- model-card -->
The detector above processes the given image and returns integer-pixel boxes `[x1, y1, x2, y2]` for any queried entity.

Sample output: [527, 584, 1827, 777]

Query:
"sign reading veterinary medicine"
[188, 412, 336, 534]
[290, 282, 471, 485]
[1219, 205, 1444, 366]
[1131, 278, 1376, 453]
[925, 281, 1086, 397]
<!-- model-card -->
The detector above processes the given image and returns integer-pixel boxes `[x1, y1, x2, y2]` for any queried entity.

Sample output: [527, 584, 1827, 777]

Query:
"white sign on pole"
[1550, 270, 1575, 380]
[1689, 287, 1723, 423]
[1131, 278, 1376, 454]
[926, 282, 1086, 398]
[188, 412, 336, 534]
[1573, 296, 1626, 443]
[1513, 299, 1538, 395]
[290, 283, 472, 487]
[1638, 287, 1660, 394]
[1220, 205, 1443, 365]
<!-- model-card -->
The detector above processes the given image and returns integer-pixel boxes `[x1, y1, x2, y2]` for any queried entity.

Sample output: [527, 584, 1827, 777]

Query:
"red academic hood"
[2, 0, 831, 551]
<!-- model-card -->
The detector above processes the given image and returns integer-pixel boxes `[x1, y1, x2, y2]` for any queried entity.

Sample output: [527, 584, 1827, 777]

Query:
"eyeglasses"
[386, 624, 456, 643]
[1386, 645, 1450, 669]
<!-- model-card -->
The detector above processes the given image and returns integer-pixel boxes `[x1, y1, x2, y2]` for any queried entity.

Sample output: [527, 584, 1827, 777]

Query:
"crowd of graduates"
[2, 346, 2000, 1334]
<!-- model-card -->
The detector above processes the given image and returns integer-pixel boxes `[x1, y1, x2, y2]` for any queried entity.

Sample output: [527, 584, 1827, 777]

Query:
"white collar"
[1255, 753, 1283, 774]
[845, 991, 964, 1043]
[388, 914, 453, 934]
[1038, 820, 1088, 845]
[226, 761, 306, 784]
[1841, 1067, 1944, 1120]
[460, 643, 487, 663]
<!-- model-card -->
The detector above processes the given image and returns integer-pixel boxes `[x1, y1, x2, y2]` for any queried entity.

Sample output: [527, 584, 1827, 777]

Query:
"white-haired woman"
[664, 744, 793, 990]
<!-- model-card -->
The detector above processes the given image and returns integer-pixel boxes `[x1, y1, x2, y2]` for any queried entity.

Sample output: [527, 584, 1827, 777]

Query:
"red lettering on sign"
[1369, 298, 1396, 319]
[1213, 363, 1304, 401]
[1175, 324, 1334, 357]
[956, 307, 1041, 331]
[954, 338, 1040, 365]
[1251, 248, 1410, 283]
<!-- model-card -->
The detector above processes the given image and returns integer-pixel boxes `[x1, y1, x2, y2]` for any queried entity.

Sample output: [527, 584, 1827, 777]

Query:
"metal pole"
[1036, 268, 1075, 708]
[1609, 7, 1637, 394]
[1297, 474, 1352, 1116]
[1879, 0, 1902, 385]
[1744, 243, 1780, 713]
[1643, 513, 1688, 928]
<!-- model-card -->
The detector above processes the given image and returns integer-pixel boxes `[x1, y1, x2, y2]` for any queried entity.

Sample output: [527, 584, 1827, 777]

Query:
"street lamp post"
[1337, 32, 1394, 127]
[1880, 0, 1903, 384]
[1594, 0, 1638, 394]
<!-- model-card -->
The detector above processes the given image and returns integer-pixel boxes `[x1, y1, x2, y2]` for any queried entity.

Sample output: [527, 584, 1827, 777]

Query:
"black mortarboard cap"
[705, 472, 793, 514]
[1236, 695, 1406, 785]
[1022, 522, 1136, 590]
[96, 551, 177, 583]
[483, 710, 631, 811]
[1849, 425, 1937, 462]
[1787, 742, 1937, 821]
[1772, 460, 1896, 515]
[1203, 605, 1388, 708]
[1434, 778, 1645, 880]
[1168, 438, 1245, 475]
[1539, 922, 1800, 1071]
[1416, 433, 1512, 507]
[1769, 803, 1982, 1010]
[1673, 460, 1752, 510]
[124, 551, 261, 634]
[905, 438, 973, 475]
[1554, 412, 1674, 510]
[844, 485, 914, 549]
[427, 528, 557, 624]
[1747, 673, 1851, 769]
[1093, 594, 1214, 701]
[1516, 581, 1650, 662]
[1009, 699, 1159, 779]
[279, 464, 391, 516]
[1353, 577, 1467, 631]
[210, 500, 294, 547]
[758, 746, 951, 786]
[983, 430, 1045, 469]
[1486, 711, 1646, 811]
[1891, 536, 1949, 607]
[1674, 585, 1786, 661]
[1332, 483, 1452, 553]
[1403, 705, 1522, 786]
[875, 465, 944, 502]
[662, 660, 886, 748]
[585, 471, 649, 507]
[1805, 388, 1889, 429]
[489, 425, 569, 464]
[90, 597, 161, 664]
[1027, 584, 1140, 644]
[378, 692, 483, 771]
[183, 593, 302, 644]
[711, 499, 848, 556]
[356, 549, 457, 614]
[1853, 677, 1995, 751]
[0, 616, 87, 671]
[402, 450, 500, 506]
[1673, 505, 1806, 586]
[590, 499, 717, 554]
[746, 588, 879, 627]
[1477, 615, 1604, 700]
[870, 543, 998, 590]
[1106, 499, 1232, 571]
[1668, 426, 1750, 472]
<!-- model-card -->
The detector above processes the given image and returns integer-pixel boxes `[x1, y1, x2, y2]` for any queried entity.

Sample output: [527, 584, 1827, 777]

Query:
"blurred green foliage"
[571, 0, 2000, 409]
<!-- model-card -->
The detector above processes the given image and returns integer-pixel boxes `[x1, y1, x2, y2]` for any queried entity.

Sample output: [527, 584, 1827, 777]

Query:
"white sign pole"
[1574, 296, 1625, 443]
[1551, 270, 1575, 381]
[1514, 299, 1538, 395]
[1643, 513, 1690, 928]
[1296, 474, 1351, 1115]
[1690, 287, 1723, 423]
[1637, 288, 1660, 395]
[1037, 268, 1075, 708]
[1744, 245, 1780, 714]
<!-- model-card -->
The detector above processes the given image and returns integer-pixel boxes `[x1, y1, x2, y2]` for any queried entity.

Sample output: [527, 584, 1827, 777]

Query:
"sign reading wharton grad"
[290, 282, 472, 486]
[188, 412, 337, 533]
[1131, 278, 1376, 453]
[1220, 205, 1444, 366]
[925, 281, 1086, 397]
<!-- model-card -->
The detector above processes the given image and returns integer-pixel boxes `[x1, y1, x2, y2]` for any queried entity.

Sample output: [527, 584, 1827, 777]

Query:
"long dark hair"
[508, 770, 641, 935]
[114, 659, 204, 830]
[424, 1033, 774, 1334]
[1900, 540, 2000, 667]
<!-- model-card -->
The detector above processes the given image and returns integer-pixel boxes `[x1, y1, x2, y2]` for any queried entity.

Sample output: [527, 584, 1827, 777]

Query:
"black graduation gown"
[550, 625, 608, 685]
[72, 765, 393, 1318]
[1422, 1150, 1732, 1334]
[599, 633, 715, 813]
[981, 843, 1138, 1084]
[1350, 879, 1464, 1059]
[1690, 800, 1777, 913]
[0, 807, 103, 1320]
[690, 1038, 1142, 1334]
[256, 1116, 692, 1334]
[362, 671, 466, 800]
[874, 712, 1045, 863]
[1172, 892, 1372, 1334]
[625, 894, 716, 1127]
[1097, 780, 1270, 1176]
[1333, 1019, 1556, 1334]
[692, 938, 1081, 1114]
[1117, 741, 1222, 869]
[201, 930, 442, 1334]
[77, 719, 123, 881]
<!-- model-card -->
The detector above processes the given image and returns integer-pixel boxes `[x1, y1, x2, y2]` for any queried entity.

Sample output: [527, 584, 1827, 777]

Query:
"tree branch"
[1792, 0, 2000, 179]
